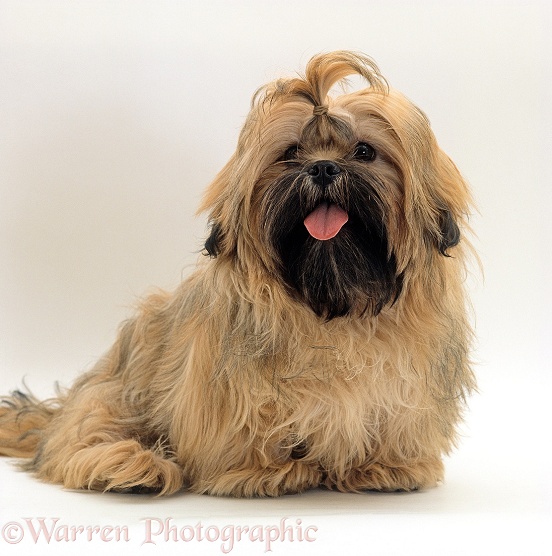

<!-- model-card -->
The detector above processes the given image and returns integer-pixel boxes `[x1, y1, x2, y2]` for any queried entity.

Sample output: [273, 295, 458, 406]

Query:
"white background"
[0, 1, 550, 554]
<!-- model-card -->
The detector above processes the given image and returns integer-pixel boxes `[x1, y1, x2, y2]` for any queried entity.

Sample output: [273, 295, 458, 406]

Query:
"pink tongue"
[304, 203, 349, 240]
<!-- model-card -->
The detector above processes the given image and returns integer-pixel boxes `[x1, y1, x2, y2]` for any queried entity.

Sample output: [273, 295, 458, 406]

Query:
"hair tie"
[313, 105, 328, 116]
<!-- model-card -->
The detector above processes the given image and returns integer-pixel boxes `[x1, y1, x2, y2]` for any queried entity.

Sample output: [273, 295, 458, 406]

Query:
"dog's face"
[201, 52, 469, 319]
[253, 110, 404, 319]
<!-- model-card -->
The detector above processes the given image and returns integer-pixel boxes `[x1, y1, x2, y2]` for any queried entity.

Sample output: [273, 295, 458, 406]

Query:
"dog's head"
[200, 51, 471, 319]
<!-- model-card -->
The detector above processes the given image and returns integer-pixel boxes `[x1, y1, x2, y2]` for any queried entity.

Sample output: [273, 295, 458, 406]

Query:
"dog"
[0, 51, 476, 497]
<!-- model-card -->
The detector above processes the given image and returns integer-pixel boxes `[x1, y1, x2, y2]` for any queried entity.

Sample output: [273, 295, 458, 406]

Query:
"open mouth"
[303, 202, 349, 241]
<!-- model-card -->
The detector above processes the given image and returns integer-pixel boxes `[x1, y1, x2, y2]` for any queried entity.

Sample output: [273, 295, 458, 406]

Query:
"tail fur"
[0, 389, 60, 458]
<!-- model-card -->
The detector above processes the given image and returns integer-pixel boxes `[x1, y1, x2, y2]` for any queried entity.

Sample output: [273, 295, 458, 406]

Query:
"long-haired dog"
[0, 51, 476, 497]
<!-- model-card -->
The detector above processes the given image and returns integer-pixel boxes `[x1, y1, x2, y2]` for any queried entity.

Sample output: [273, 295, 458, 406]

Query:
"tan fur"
[0, 51, 476, 497]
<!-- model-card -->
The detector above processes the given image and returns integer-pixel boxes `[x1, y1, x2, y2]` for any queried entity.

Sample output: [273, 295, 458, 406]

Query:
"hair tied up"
[313, 105, 329, 116]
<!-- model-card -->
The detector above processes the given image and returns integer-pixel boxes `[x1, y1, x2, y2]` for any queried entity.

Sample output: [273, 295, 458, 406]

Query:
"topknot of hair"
[252, 50, 389, 112]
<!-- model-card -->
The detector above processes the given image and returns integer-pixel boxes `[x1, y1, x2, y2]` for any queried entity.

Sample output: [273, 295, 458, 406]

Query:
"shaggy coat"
[0, 51, 476, 497]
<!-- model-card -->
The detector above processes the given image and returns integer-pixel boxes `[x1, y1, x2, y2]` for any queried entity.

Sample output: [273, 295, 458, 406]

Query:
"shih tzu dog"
[0, 51, 476, 497]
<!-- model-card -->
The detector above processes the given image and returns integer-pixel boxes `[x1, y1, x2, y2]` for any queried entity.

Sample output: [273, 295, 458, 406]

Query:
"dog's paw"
[192, 461, 322, 498]
[60, 440, 184, 496]
[324, 458, 444, 493]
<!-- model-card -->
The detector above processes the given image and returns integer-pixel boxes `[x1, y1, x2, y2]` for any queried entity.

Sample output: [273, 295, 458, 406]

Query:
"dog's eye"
[353, 142, 376, 161]
[283, 145, 299, 161]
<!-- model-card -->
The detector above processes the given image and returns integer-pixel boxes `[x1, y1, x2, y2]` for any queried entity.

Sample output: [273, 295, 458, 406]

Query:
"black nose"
[307, 160, 341, 187]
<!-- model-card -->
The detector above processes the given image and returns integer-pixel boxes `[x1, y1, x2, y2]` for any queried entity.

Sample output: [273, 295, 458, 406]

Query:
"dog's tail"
[0, 389, 60, 458]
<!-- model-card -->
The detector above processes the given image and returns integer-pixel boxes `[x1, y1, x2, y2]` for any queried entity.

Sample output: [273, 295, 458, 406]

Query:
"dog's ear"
[197, 157, 236, 259]
[204, 222, 223, 258]
[437, 209, 460, 256]
[376, 90, 472, 266]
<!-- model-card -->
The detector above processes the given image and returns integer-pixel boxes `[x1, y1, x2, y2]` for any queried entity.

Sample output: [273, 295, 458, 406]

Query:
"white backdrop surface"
[0, 1, 550, 555]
